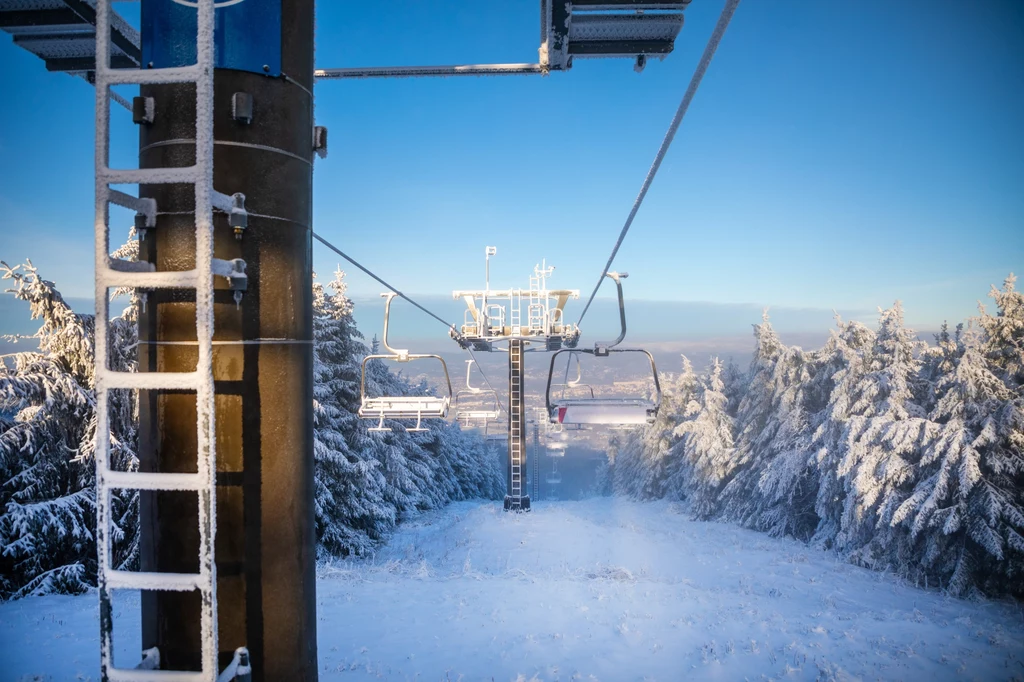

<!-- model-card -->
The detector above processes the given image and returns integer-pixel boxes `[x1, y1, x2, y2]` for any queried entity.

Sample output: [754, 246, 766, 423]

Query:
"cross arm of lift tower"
[316, 1, 692, 79]
[452, 247, 581, 353]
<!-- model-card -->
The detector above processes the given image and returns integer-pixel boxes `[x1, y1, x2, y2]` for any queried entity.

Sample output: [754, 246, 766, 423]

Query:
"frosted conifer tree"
[668, 357, 736, 518]
[612, 356, 698, 499]
[978, 273, 1024, 387]
[889, 278, 1024, 595]
[834, 303, 928, 572]
[809, 319, 876, 548]
[721, 357, 747, 418]
[893, 331, 1024, 595]
[312, 270, 394, 556]
[0, 253, 139, 598]
[718, 313, 814, 531]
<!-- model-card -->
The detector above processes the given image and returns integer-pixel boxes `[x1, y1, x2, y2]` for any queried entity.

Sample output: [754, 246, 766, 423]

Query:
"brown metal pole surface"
[137, 1, 317, 679]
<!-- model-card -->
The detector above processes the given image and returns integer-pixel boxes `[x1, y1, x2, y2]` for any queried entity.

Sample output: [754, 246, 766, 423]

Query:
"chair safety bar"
[545, 347, 662, 426]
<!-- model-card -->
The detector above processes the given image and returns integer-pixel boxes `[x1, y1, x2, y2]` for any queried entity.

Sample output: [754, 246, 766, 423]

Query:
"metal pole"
[314, 63, 548, 79]
[137, 1, 317, 678]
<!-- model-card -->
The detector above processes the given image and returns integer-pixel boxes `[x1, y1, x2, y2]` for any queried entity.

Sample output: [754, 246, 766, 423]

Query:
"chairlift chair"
[546, 272, 661, 427]
[546, 440, 568, 458]
[455, 360, 501, 427]
[359, 293, 453, 432]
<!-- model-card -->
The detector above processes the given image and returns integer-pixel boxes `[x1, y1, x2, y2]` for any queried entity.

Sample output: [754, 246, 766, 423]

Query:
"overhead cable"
[576, 0, 741, 326]
[313, 232, 458, 334]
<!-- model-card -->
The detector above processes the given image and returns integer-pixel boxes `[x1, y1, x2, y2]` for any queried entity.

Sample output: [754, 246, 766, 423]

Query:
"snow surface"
[2, 499, 1023, 681]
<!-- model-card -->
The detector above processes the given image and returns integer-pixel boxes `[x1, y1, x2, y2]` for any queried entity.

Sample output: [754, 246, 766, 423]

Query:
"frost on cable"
[0, 247, 139, 600]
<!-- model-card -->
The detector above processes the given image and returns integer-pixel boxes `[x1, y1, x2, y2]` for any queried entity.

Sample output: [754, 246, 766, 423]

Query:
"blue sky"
[1, 0, 1022, 341]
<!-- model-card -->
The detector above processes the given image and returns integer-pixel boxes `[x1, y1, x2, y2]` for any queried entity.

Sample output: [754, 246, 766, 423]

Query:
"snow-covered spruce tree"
[834, 302, 929, 573]
[721, 356, 747, 418]
[717, 313, 816, 533]
[978, 273, 1024, 388]
[666, 357, 736, 518]
[892, 330, 1024, 596]
[312, 270, 395, 557]
[889, 277, 1024, 596]
[0, 257, 139, 599]
[809, 319, 877, 548]
[611, 356, 698, 500]
[915, 322, 963, 415]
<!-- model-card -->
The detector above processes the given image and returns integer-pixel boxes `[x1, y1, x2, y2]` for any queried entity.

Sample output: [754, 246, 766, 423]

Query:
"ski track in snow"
[2, 499, 1023, 681]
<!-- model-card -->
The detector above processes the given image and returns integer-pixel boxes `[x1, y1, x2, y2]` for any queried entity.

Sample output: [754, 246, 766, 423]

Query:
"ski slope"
[2, 498, 1023, 681]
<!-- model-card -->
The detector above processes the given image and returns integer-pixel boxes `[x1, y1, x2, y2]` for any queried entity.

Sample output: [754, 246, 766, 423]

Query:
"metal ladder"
[527, 273, 544, 333]
[509, 289, 522, 336]
[93, 1, 242, 679]
[508, 340, 524, 508]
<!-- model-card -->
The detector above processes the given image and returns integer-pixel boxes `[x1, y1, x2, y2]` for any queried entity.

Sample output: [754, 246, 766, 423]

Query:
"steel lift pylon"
[452, 248, 580, 511]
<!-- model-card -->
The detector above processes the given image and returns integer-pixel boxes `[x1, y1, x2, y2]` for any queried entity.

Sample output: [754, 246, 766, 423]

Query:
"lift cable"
[576, 0, 741, 326]
[313, 232, 458, 335]
[312, 231, 508, 416]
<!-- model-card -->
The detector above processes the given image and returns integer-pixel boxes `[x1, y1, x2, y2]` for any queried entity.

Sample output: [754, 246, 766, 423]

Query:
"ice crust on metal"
[94, 0, 222, 679]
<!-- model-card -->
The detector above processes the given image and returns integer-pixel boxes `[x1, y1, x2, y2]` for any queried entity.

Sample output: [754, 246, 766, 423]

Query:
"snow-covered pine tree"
[916, 322, 963, 414]
[717, 312, 814, 532]
[809, 319, 877, 549]
[892, 329, 1024, 596]
[721, 356, 747, 418]
[667, 357, 736, 518]
[834, 302, 929, 574]
[312, 270, 394, 556]
[0, 253, 139, 599]
[978, 273, 1024, 387]
[612, 355, 698, 500]
[890, 277, 1024, 596]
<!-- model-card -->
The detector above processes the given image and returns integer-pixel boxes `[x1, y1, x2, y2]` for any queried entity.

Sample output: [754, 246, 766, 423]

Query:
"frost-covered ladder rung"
[106, 669, 209, 682]
[93, 0, 222, 680]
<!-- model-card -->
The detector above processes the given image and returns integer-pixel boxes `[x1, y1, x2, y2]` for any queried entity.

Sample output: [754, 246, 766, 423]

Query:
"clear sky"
[0, 0, 1021, 340]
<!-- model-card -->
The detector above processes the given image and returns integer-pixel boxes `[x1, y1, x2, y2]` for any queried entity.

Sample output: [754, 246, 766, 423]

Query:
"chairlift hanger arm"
[463, 359, 482, 393]
[596, 271, 628, 353]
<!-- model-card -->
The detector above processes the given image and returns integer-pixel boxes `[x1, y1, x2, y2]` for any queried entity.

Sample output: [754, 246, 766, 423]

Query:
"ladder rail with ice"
[93, 0, 247, 679]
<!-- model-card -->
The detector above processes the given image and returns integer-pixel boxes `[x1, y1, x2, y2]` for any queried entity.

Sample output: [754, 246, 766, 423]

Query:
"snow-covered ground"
[2, 498, 1023, 681]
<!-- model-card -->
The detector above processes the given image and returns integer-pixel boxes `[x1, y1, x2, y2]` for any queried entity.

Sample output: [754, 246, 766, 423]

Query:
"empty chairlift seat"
[546, 348, 661, 426]
[552, 397, 657, 426]
[454, 360, 501, 427]
[359, 293, 453, 432]
[359, 394, 450, 423]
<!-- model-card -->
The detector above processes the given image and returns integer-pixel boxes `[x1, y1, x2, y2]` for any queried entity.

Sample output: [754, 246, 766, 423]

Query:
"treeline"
[602, 275, 1024, 598]
[0, 249, 502, 599]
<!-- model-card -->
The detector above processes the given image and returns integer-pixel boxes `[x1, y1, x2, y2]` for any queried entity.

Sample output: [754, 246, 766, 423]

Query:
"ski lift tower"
[453, 248, 579, 511]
